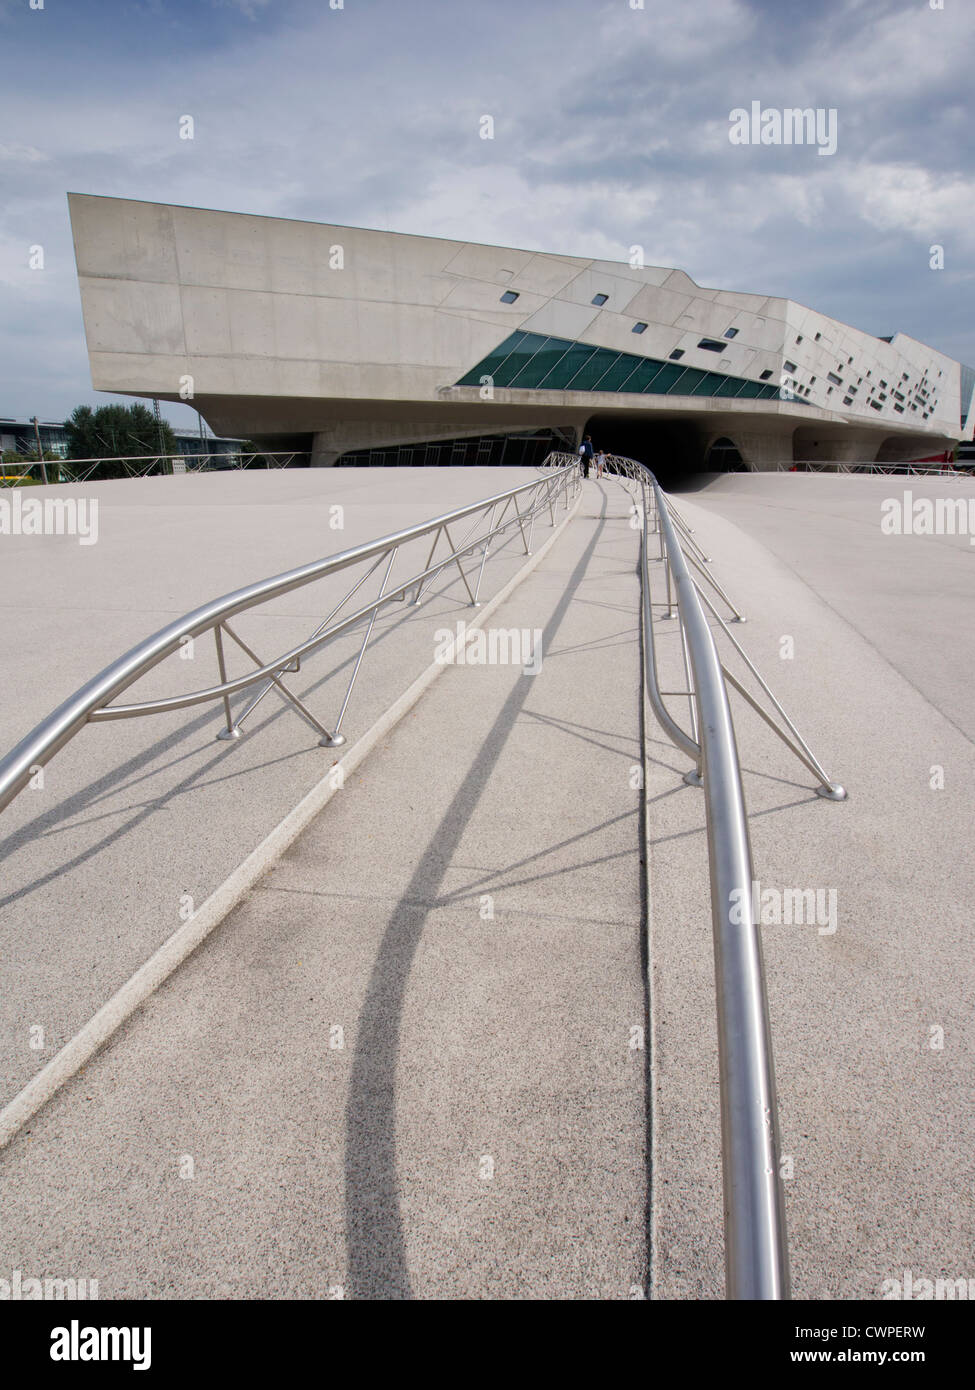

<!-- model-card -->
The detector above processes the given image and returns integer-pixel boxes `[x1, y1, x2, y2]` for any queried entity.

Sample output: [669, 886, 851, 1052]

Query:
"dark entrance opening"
[582, 415, 707, 489]
[335, 427, 574, 468]
[704, 437, 745, 471]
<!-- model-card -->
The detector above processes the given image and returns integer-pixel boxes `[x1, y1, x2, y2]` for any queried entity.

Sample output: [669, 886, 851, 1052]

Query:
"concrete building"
[0, 418, 70, 460]
[68, 193, 975, 481]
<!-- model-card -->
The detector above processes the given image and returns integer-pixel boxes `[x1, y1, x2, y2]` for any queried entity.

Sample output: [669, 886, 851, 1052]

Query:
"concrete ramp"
[0, 478, 647, 1299]
[2, 467, 971, 1299]
[648, 471, 975, 1298]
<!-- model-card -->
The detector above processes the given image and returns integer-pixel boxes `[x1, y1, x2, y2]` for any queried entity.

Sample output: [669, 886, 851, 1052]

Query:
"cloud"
[0, 143, 48, 164]
[1, 0, 973, 424]
[210, 0, 273, 18]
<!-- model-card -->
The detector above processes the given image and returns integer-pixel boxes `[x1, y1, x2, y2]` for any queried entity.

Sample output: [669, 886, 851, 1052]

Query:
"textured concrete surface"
[649, 471, 975, 1298]
[2, 466, 972, 1301]
[0, 468, 563, 1103]
[0, 478, 646, 1299]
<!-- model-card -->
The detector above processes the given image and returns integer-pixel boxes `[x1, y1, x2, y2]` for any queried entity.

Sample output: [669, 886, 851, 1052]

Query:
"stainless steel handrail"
[606, 453, 792, 1299]
[0, 452, 313, 486]
[0, 463, 579, 819]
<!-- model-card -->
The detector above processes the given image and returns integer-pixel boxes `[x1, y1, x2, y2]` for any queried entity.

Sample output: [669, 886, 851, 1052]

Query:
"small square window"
[796, 334, 803, 344]
[669, 349, 685, 360]
[698, 338, 726, 353]
[500, 290, 519, 304]
[724, 327, 739, 339]
[759, 369, 774, 380]
[814, 332, 822, 341]
[783, 359, 798, 373]
[592, 293, 609, 306]
[632, 322, 648, 334]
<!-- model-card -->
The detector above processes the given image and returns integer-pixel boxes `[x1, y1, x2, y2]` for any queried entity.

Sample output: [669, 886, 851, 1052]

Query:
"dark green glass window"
[710, 376, 740, 398]
[620, 359, 669, 392]
[688, 371, 724, 396]
[537, 341, 600, 389]
[506, 336, 571, 388]
[455, 332, 527, 387]
[640, 363, 687, 394]
[565, 349, 622, 391]
[456, 331, 784, 403]
[489, 334, 563, 387]
[594, 354, 646, 392]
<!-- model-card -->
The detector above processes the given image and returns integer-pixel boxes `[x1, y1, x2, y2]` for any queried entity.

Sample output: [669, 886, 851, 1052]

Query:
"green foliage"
[65, 403, 179, 479]
[239, 440, 269, 468]
[0, 448, 61, 483]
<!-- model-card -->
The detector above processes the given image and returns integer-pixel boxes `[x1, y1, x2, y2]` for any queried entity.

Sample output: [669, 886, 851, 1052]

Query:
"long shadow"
[344, 492, 612, 1299]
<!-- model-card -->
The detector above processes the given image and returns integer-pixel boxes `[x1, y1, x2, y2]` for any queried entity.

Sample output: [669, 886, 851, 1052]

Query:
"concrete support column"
[796, 433, 887, 464]
[727, 428, 796, 471]
[875, 435, 947, 464]
[310, 438, 342, 468]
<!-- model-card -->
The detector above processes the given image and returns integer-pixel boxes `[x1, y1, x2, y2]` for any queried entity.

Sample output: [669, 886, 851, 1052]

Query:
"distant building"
[0, 419, 70, 459]
[170, 429, 248, 461]
[67, 194, 975, 482]
[0, 417, 246, 466]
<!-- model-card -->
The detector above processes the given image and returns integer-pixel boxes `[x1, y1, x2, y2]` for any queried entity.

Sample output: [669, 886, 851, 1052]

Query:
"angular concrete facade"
[68, 193, 974, 471]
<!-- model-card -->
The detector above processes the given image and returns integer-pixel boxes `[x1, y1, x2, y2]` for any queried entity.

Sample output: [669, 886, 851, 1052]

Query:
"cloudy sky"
[1, 0, 971, 430]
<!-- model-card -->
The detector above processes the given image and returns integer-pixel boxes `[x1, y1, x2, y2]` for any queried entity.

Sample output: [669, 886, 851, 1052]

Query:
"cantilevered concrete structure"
[68, 193, 975, 476]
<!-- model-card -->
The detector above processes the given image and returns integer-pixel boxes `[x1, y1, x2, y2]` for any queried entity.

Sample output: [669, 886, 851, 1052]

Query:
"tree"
[65, 403, 179, 479]
[240, 440, 270, 469]
[0, 448, 62, 483]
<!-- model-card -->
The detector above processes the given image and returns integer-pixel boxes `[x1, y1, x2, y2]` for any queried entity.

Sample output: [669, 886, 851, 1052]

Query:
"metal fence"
[0, 449, 846, 1298]
[0, 452, 311, 485]
[0, 461, 578, 818]
[594, 450, 847, 1299]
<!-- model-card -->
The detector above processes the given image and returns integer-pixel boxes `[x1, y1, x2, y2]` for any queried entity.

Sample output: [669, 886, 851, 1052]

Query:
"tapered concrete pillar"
[726, 429, 796, 471]
[795, 432, 887, 464]
[311, 441, 342, 468]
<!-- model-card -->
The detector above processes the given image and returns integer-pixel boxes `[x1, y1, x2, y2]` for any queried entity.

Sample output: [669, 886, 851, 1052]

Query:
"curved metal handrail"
[607, 452, 792, 1300]
[0, 463, 579, 819]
